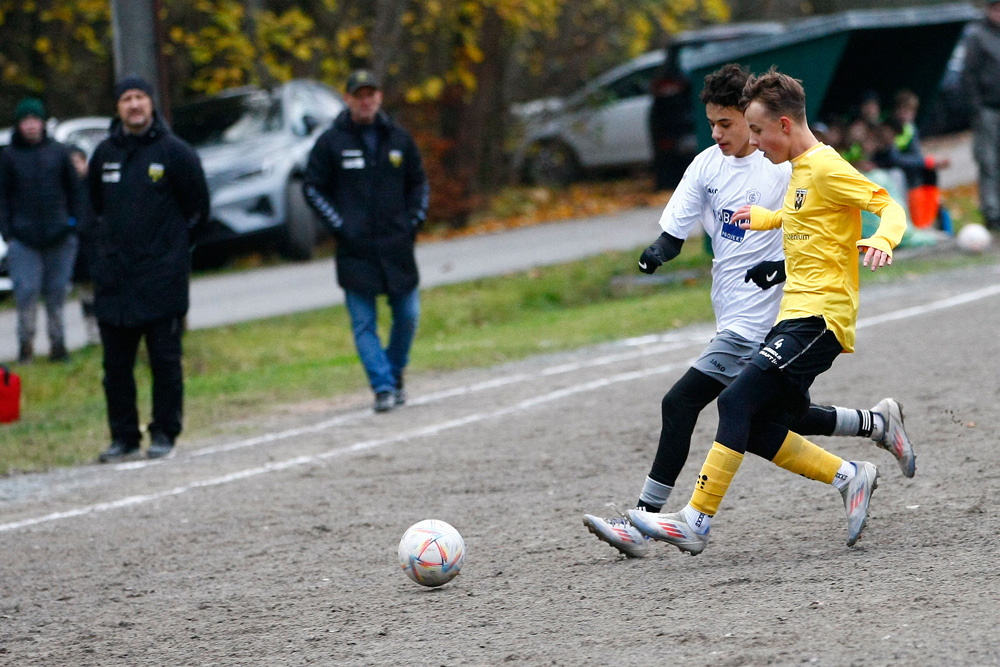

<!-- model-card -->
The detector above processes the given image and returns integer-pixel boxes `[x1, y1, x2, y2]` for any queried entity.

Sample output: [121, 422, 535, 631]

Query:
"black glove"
[744, 259, 786, 290]
[638, 232, 683, 274]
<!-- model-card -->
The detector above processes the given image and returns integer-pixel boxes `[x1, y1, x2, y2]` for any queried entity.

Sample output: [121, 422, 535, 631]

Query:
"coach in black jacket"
[87, 76, 210, 462]
[304, 70, 429, 413]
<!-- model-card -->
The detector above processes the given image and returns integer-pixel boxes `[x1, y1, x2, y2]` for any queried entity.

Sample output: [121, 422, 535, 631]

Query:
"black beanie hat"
[114, 76, 155, 103]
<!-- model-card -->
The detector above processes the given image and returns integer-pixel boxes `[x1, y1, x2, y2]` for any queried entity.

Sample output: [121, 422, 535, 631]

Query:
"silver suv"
[172, 80, 344, 260]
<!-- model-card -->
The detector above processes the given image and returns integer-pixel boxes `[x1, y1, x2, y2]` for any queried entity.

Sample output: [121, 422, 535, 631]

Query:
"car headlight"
[233, 161, 275, 182]
[207, 160, 277, 190]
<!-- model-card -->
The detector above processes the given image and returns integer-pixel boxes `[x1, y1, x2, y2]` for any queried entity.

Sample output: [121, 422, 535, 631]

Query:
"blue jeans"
[344, 288, 419, 394]
[8, 236, 79, 347]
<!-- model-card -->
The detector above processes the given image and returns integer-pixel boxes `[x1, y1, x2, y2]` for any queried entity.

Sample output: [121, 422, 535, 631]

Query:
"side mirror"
[301, 115, 320, 136]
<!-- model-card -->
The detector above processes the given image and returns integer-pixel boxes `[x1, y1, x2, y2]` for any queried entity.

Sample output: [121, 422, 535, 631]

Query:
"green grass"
[0, 242, 714, 474]
[2, 224, 996, 475]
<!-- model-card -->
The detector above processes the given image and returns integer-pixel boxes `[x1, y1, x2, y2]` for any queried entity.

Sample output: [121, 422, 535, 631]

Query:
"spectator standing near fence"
[0, 97, 82, 363]
[963, 0, 1000, 231]
[303, 70, 430, 413]
[87, 77, 210, 461]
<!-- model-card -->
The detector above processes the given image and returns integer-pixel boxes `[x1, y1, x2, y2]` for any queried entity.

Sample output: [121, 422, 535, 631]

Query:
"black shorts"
[750, 316, 843, 413]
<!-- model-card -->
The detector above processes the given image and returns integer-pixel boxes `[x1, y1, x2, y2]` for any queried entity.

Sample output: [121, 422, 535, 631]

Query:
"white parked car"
[511, 23, 786, 188]
[171, 79, 345, 260]
[0, 116, 111, 157]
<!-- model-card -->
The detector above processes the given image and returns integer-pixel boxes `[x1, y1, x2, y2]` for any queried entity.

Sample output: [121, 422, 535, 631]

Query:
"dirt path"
[2, 261, 999, 666]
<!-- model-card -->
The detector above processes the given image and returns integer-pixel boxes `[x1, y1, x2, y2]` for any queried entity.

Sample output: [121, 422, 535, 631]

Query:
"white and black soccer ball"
[956, 223, 992, 254]
[398, 519, 466, 587]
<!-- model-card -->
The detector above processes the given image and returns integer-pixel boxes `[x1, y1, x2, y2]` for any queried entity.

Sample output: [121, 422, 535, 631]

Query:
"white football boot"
[871, 398, 916, 478]
[626, 508, 708, 555]
[841, 461, 879, 546]
[583, 514, 649, 558]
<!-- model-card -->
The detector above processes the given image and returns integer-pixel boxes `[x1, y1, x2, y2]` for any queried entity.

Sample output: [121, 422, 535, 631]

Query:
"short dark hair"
[894, 89, 919, 111]
[699, 64, 750, 108]
[739, 67, 807, 122]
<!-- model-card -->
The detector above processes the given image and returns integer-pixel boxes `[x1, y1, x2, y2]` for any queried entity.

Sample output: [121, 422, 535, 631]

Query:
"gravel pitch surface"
[2, 262, 999, 666]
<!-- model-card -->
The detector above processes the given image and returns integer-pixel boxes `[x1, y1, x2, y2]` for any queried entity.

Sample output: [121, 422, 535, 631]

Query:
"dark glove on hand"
[638, 232, 683, 274]
[744, 259, 786, 290]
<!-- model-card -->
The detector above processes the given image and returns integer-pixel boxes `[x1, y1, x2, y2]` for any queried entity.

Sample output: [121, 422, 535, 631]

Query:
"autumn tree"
[1, 0, 731, 223]
[0, 0, 112, 119]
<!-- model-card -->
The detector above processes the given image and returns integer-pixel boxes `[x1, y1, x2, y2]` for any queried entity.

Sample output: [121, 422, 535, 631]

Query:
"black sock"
[635, 499, 660, 513]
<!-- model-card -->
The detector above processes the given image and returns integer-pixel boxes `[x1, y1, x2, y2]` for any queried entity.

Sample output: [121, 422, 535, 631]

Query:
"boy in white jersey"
[583, 65, 914, 558]
[623, 68, 908, 557]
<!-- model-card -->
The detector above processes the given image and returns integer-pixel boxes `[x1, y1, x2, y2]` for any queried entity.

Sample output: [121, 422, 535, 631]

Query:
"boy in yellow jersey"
[627, 68, 906, 554]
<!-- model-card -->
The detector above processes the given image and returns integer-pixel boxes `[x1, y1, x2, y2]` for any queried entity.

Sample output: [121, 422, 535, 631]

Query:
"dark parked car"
[171, 80, 344, 260]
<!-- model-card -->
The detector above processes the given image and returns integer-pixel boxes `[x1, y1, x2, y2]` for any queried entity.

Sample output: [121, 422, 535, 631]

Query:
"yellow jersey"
[748, 143, 906, 352]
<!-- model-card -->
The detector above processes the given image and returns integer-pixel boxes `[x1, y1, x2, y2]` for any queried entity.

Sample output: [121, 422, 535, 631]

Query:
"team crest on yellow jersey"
[149, 163, 165, 183]
[389, 149, 403, 167]
[794, 188, 807, 210]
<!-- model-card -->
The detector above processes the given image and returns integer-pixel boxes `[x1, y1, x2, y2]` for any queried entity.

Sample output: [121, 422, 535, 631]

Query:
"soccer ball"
[956, 223, 992, 254]
[398, 519, 466, 587]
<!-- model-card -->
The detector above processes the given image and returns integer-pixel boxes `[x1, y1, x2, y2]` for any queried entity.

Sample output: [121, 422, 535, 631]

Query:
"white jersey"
[657, 145, 791, 342]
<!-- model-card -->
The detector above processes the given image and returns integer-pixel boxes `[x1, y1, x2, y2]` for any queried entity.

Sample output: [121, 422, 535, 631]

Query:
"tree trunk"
[455, 6, 508, 196]
[244, 0, 272, 87]
[371, 0, 407, 81]
[110, 0, 167, 114]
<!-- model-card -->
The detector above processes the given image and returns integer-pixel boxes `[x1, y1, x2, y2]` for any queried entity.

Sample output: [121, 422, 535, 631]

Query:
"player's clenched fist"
[638, 232, 683, 274]
[744, 259, 786, 290]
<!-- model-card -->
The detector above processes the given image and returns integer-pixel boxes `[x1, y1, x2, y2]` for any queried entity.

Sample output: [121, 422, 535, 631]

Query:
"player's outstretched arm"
[858, 190, 906, 272]
[733, 204, 782, 231]
[638, 232, 684, 274]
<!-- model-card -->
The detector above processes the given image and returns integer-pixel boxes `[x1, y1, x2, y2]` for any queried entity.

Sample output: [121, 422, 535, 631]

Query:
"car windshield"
[172, 91, 282, 147]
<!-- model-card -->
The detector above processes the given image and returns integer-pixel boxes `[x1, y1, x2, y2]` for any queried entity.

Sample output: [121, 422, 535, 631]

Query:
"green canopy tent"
[684, 3, 982, 150]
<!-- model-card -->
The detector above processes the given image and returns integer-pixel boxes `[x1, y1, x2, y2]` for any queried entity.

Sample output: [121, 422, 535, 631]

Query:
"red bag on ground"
[0, 365, 21, 423]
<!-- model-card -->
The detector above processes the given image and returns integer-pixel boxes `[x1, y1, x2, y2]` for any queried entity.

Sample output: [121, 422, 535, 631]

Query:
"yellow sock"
[690, 442, 744, 516]
[771, 431, 843, 484]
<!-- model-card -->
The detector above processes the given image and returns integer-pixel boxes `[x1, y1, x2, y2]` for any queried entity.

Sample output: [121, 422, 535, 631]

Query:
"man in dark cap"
[304, 69, 429, 413]
[87, 76, 210, 461]
[0, 97, 82, 362]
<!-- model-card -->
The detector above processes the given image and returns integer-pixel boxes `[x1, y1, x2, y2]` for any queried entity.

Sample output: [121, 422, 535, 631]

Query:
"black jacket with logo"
[303, 109, 429, 295]
[86, 114, 210, 327]
[0, 128, 82, 249]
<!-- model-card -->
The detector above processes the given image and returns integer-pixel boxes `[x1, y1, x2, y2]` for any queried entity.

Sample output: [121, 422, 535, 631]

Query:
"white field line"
[2, 283, 998, 533]
[132, 333, 710, 462]
[0, 358, 695, 533]
[855, 283, 1000, 329]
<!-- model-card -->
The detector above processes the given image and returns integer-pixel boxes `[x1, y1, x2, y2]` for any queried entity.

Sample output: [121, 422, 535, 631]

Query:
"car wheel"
[283, 178, 318, 261]
[523, 141, 580, 187]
